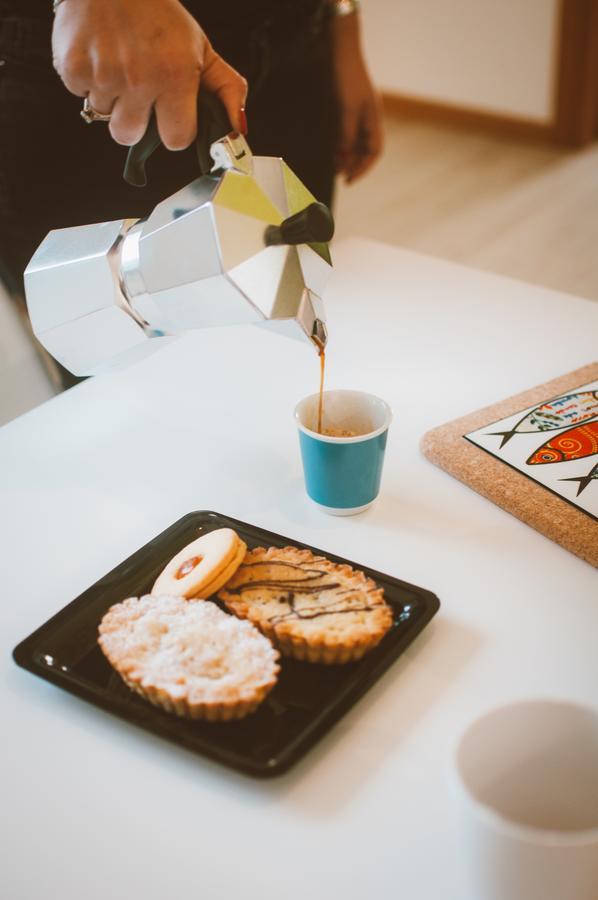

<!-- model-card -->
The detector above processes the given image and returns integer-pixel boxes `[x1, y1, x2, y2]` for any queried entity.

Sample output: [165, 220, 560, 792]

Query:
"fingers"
[86, 69, 199, 149]
[108, 94, 154, 146]
[336, 104, 360, 179]
[201, 46, 248, 134]
[107, 49, 245, 150]
[337, 96, 383, 184]
[154, 77, 199, 150]
[51, 2, 247, 152]
[52, 46, 92, 98]
[54, 37, 152, 145]
[86, 88, 115, 117]
[121, 48, 246, 150]
[346, 98, 383, 183]
[87, 43, 150, 145]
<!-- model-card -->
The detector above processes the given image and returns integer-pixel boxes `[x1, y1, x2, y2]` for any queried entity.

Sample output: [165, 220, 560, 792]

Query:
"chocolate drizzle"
[269, 601, 377, 626]
[224, 560, 379, 628]
[227, 581, 340, 595]
[236, 560, 327, 579]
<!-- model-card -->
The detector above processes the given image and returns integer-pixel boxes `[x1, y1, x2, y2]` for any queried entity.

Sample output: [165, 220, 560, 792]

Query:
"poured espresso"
[315, 347, 360, 437]
[317, 348, 325, 433]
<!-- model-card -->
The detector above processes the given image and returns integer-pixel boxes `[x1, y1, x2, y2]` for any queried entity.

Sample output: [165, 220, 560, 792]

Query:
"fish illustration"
[560, 462, 598, 497]
[488, 390, 598, 448]
[526, 422, 598, 465]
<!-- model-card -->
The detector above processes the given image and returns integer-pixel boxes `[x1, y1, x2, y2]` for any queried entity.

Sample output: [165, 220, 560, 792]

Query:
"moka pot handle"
[123, 88, 232, 187]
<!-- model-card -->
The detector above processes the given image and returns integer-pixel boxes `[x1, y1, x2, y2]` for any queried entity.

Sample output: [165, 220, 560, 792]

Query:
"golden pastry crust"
[98, 595, 280, 720]
[218, 546, 393, 664]
[151, 528, 247, 600]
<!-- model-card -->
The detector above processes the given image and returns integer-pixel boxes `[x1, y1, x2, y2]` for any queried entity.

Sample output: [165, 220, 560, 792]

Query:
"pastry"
[98, 595, 280, 720]
[151, 528, 247, 599]
[218, 546, 393, 663]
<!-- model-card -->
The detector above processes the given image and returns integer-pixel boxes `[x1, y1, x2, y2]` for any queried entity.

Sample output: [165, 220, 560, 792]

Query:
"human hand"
[52, 0, 248, 149]
[330, 12, 383, 183]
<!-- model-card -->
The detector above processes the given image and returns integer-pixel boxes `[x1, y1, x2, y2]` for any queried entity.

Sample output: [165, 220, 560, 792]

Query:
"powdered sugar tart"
[218, 547, 393, 664]
[98, 595, 280, 720]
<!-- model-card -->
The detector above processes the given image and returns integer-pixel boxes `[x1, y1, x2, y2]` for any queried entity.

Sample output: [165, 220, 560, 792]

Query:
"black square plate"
[13, 511, 440, 777]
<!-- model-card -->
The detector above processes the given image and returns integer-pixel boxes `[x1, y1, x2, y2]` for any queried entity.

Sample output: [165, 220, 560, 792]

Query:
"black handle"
[264, 202, 335, 246]
[123, 89, 232, 187]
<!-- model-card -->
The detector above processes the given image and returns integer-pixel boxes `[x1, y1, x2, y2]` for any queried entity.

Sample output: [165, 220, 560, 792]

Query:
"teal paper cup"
[294, 390, 392, 515]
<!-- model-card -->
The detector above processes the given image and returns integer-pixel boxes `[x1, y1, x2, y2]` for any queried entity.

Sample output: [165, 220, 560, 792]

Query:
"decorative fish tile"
[526, 422, 598, 466]
[465, 379, 598, 520]
[560, 462, 598, 497]
[488, 391, 598, 448]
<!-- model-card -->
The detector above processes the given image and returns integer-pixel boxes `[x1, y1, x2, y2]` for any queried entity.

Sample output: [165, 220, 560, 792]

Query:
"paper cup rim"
[294, 390, 392, 444]
[449, 698, 598, 847]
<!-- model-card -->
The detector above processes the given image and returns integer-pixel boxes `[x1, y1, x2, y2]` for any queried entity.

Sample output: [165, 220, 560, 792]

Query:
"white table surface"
[2, 238, 597, 900]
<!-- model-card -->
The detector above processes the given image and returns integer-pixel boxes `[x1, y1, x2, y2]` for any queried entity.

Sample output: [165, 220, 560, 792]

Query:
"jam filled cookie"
[218, 546, 393, 664]
[98, 595, 280, 720]
[151, 528, 247, 600]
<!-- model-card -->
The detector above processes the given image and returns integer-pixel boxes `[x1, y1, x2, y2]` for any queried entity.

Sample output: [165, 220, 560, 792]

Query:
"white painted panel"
[362, 0, 559, 122]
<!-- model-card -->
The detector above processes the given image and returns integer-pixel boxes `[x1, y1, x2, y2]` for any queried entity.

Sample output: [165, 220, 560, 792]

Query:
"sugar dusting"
[99, 595, 279, 703]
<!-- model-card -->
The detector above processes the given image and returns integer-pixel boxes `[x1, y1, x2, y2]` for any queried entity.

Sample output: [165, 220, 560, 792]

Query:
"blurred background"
[1, 0, 597, 425]
[335, 0, 598, 299]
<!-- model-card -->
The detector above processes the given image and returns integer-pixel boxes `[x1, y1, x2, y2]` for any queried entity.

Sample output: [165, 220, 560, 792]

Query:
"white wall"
[362, 0, 560, 122]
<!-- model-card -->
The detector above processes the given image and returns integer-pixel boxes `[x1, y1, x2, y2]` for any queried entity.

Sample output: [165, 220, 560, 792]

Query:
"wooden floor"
[1, 112, 597, 426]
[335, 113, 598, 302]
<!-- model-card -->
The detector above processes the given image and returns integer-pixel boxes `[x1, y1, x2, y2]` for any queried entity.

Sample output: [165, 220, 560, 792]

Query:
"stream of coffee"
[317, 348, 325, 434]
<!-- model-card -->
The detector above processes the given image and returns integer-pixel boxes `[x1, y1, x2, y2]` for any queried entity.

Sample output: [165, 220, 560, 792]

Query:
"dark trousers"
[0, 2, 336, 295]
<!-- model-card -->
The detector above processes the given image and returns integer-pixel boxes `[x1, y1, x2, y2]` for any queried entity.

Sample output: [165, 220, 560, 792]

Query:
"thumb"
[201, 45, 248, 134]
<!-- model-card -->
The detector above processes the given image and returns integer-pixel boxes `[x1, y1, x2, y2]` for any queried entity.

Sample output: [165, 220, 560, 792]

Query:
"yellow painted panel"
[281, 163, 331, 264]
[215, 171, 283, 225]
[282, 162, 316, 215]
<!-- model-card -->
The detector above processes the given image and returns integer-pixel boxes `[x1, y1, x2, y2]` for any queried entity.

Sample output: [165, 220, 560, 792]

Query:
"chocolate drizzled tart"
[218, 547, 393, 664]
[98, 595, 280, 720]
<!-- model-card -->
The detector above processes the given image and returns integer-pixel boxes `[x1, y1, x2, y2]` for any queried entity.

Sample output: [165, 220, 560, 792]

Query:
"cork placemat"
[420, 362, 598, 567]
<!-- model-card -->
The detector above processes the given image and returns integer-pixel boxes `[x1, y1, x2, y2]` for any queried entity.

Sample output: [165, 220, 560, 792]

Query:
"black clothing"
[0, 0, 335, 294]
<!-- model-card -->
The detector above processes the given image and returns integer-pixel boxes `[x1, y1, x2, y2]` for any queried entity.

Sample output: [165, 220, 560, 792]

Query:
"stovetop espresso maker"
[24, 92, 334, 375]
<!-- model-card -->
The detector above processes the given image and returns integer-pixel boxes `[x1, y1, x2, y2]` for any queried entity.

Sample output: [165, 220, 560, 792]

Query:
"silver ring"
[80, 97, 112, 124]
